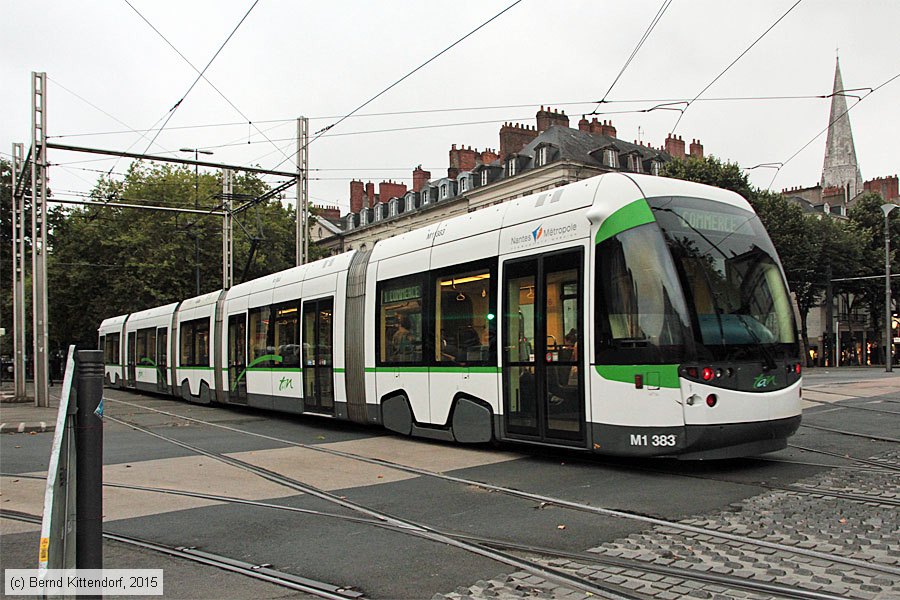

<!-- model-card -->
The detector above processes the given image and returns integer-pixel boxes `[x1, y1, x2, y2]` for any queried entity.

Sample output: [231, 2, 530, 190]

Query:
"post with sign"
[75, 350, 104, 578]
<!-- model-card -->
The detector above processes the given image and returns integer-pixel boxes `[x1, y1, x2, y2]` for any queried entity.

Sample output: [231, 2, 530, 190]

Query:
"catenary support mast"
[222, 169, 234, 289]
[11, 143, 27, 401]
[31, 72, 50, 408]
[296, 117, 309, 265]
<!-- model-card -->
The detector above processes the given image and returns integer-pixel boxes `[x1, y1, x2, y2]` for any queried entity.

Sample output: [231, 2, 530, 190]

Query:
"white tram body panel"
[174, 290, 220, 401]
[98, 314, 128, 387]
[123, 303, 178, 393]
[100, 173, 802, 459]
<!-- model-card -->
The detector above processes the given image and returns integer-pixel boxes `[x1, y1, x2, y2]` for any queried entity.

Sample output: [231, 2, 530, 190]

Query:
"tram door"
[302, 298, 334, 413]
[228, 314, 248, 404]
[127, 331, 137, 387]
[156, 327, 168, 392]
[503, 250, 584, 444]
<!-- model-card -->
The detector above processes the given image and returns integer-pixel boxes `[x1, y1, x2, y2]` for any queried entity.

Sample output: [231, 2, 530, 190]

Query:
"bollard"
[75, 349, 104, 582]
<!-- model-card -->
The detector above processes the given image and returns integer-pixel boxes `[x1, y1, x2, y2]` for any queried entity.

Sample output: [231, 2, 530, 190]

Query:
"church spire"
[820, 55, 863, 199]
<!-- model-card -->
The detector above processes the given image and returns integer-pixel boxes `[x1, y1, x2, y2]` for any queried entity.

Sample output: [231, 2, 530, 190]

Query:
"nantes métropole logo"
[511, 222, 577, 248]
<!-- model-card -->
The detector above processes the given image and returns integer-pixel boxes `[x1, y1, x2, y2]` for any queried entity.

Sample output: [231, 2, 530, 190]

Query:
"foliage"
[47, 162, 302, 349]
[0, 159, 12, 355]
[661, 154, 754, 200]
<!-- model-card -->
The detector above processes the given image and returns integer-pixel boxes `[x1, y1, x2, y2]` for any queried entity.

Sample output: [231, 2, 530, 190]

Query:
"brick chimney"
[664, 134, 686, 158]
[499, 123, 538, 159]
[379, 180, 407, 203]
[314, 205, 341, 220]
[349, 180, 365, 214]
[689, 139, 704, 159]
[536, 106, 570, 132]
[600, 120, 616, 138]
[365, 181, 376, 208]
[413, 165, 431, 192]
[578, 117, 590, 132]
[864, 175, 899, 201]
[481, 148, 499, 164]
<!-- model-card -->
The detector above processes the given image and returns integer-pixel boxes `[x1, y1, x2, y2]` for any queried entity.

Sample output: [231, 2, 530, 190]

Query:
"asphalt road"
[2, 369, 898, 599]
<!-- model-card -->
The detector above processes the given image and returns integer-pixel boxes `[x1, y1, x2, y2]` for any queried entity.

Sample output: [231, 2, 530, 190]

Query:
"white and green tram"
[99, 173, 802, 459]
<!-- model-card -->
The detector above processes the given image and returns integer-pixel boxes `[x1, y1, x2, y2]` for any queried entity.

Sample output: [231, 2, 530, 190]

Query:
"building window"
[604, 149, 619, 168]
[422, 189, 430, 204]
[459, 178, 468, 193]
[440, 183, 448, 199]
[650, 161, 660, 176]
[481, 170, 489, 186]
[535, 146, 548, 167]
[507, 159, 517, 177]
[378, 276, 424, 364]
[630, 155, 642, 173]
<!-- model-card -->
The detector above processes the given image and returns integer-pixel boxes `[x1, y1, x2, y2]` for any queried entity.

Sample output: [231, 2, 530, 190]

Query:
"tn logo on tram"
[753, 374, 776, 389]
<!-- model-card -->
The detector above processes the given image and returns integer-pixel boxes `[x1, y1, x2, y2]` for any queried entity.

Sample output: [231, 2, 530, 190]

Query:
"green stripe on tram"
[595, 198, 655, 244]
[364, 366, 500, 374]
[594, 364, 680, 388]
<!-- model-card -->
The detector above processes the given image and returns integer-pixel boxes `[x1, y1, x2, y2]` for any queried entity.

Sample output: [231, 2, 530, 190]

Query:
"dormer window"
[629, 154, 642, 173]
[535, 146, 548, 167]
[459, 178, 468, 193]
[507, 158, 517, 177]
[422, 189, 429, 204]
[650, 160, 661, 176]
[481, 170, 489, 186]
[604, 148, 619, 168]
[440, 183, 448, 199]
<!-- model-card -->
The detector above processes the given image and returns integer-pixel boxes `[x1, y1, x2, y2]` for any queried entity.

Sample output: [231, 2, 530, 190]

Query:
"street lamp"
[180, 148, 214, 295]
[881, 203, 897, 372]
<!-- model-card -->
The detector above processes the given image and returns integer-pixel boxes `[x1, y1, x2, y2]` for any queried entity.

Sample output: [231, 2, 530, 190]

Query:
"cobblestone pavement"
[436, 449, 900, 600]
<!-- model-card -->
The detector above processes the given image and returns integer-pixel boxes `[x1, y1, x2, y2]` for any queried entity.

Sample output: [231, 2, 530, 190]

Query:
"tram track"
[102, 414, 642, 600]
[801, 396, 900, 416]
[0, 482, 851, 600]
[102, 400, 900, 580]
[796, 423, 900, 445]
[0, 509, 364, 600]
[803, 387, 900, 403]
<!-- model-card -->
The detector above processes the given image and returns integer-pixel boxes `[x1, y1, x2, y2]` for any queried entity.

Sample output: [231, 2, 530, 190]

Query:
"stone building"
[320, 107, 695, 254]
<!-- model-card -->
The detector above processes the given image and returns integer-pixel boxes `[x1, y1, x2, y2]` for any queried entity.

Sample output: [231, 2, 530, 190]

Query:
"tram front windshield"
[649, 196, 798, 362]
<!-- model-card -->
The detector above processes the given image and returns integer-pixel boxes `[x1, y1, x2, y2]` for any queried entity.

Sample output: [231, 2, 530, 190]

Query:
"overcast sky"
[2, 0, 898, 214]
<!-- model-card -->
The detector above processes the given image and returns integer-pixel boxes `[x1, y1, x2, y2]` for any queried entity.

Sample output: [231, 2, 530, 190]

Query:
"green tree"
[847, 192, 900, 363]
[661, 154, 754, 200]
[47, 162, 299, 349]
[1, 159, 12, 357]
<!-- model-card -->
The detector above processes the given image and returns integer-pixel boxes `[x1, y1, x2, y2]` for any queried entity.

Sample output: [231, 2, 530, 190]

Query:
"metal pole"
[11, 143, 27, 400]
[883, 205, 895, 372]
[222, 169, 233, 289]
[180, 148, 213, 295]
[296, 117, 308, 265]
[75, 349, 104, 581]
[31, 72, 49, 407]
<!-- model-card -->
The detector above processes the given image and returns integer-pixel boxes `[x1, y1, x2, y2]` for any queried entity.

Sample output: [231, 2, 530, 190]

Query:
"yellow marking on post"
[39, 537, 49, 562]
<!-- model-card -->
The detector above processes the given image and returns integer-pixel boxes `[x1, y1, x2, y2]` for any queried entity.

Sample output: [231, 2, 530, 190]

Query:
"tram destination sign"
[672, 207, 753, 235]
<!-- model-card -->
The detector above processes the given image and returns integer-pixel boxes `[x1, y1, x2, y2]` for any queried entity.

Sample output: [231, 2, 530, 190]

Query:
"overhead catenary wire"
[670, 0, 804, 135]
[767, 69, 900, 190]
[594, 0, 673, 110]
[136, 0, 260, 157]
[122, 0, 296, 169]
[270, 0, 525, 172]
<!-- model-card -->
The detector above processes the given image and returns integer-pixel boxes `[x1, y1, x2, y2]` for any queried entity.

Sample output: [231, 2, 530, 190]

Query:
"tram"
[99, 173, 802, 459]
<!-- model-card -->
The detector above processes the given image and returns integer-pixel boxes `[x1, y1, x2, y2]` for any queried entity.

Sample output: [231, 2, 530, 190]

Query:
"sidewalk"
[0, 382, 61, 434]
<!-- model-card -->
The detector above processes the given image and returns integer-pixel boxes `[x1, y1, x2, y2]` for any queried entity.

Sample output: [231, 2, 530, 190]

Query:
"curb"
[0, 422, 55, 434]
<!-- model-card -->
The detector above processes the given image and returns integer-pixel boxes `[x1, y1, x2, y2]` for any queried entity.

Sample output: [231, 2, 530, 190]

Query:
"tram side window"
[99, 335, 105, 353]
[104, 333, 120, 365]
[378, 276, 423, 364]
[272, 301, 300, 367]
[136, 328, 157, 366]
[249, 306, 274, 367]
[434, 266, 495, 364]
[179, 318, 210, 367]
